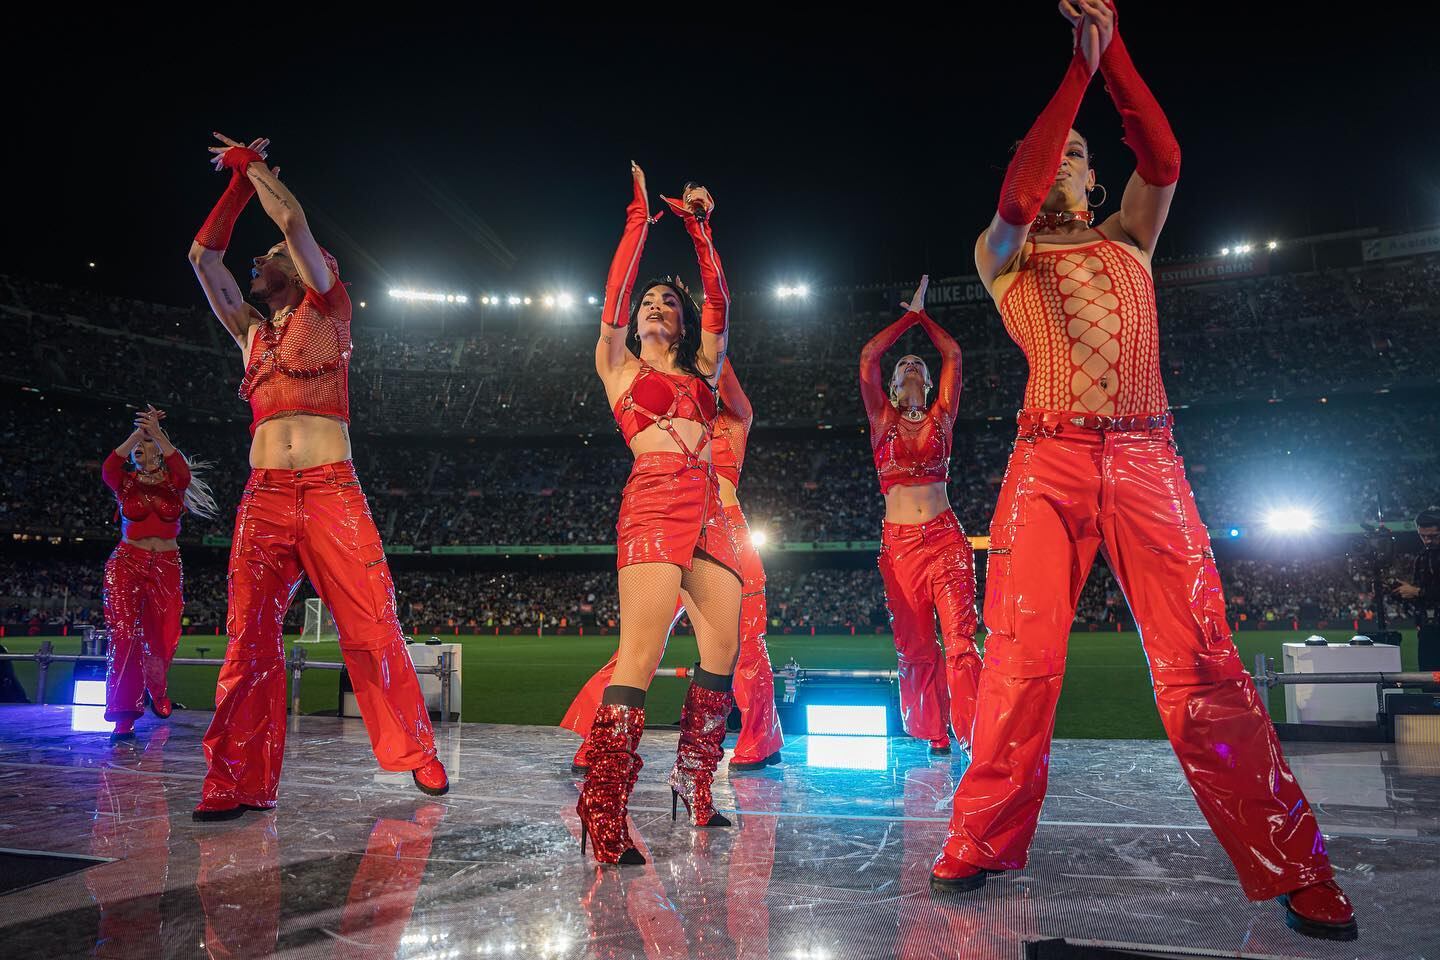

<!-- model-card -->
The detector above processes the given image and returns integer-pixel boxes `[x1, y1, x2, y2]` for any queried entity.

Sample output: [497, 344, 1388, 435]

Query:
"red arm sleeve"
[663, 198, 730, 336]
[193, 148, 264, 251]
[165, 452, 192, 491]
[102, 452, 126, 493]
[859, 312, 921, 439]
[602, 177, 659, 328]
[1099, 18, 1181, 186]
[997, 51, 1092, 227]
[915, 310, 963, 422]
[717, 362, 752, 430]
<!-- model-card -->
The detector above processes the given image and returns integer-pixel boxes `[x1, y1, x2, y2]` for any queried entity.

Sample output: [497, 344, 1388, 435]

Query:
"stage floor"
[0, 705, 1434, 959]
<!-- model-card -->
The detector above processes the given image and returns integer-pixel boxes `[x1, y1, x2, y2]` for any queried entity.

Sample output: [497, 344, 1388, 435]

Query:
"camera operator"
[1393, 506, 1440, 670]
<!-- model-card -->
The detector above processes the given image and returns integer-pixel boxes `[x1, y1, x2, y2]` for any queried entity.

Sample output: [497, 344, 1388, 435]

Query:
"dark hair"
[1007, 131, 1093, 165]
[625, 279, 708, 379]
[1417, 506, 1440, 529]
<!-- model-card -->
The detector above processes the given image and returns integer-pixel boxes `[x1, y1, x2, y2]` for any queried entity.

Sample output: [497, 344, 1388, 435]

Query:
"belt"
[1016, 410, 1172, 434]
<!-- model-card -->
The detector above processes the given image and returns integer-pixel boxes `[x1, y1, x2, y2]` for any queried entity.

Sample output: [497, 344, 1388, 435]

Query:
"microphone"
[683, 182, 709, 223]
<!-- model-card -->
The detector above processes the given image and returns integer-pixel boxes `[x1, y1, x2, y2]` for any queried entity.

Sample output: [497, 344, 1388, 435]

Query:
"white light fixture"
[389, 289, 466, 303]
[1264, 507, 1316, 533]
[806, 704, 888, 737]
[750, 529, 768, 549]
[805, 733, 888, 770]
[73, 679, 107, 706]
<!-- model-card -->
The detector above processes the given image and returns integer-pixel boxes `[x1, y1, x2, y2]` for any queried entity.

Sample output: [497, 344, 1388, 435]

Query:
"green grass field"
[2, 629, 1419, 739]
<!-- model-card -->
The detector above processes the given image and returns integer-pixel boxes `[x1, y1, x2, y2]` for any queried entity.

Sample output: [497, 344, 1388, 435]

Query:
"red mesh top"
[102, 451, 190, 540]
[872, 409, 953, 495]
[998, 238, 1168, 416]
[710, 411, 747, 488]
[239, 276, 352, 434]
[710, 364, 752, 488]
[612, 363, 718, 457]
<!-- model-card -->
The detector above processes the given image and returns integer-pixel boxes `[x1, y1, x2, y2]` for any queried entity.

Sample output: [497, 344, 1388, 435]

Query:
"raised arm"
[595, 163, 658, 384]
[1089, 0, 1180, 253]
[662, 183, 729, 383]
[859, 278, 924, 436]
[136, 406, 190, 490]
[975, 13, 1100, 289]
[717, 362, 752, 429]
[914, 311, 962, 422]
[209, 133, 336, 295]
[102, 427, 144, 492]
[187, 139, 267, 347]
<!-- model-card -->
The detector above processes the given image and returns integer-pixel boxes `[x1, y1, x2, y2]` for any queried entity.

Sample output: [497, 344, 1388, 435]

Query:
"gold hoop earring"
[1087, 183, 1108, 209]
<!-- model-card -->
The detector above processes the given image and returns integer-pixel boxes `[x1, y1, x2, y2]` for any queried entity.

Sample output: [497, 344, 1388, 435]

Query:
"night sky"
[11, 13, 1438, 310]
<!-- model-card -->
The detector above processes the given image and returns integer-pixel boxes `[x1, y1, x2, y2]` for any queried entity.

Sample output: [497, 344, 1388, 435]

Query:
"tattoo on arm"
[601, 334, 614, 343]
[221, 288, 235, 306]
[254, 176, 292, 210]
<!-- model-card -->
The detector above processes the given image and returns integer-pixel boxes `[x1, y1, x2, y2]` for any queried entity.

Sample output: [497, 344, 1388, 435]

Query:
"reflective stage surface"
[0, 705, 1435, 959]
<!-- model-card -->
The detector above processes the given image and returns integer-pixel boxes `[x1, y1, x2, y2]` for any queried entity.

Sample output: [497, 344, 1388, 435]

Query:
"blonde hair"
[889, 357, 932, 407]
[178, 453, 220, 519]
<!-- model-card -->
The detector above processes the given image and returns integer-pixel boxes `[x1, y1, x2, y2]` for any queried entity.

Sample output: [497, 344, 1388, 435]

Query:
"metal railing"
[0, 639, 458, 724]
[1251, 653, 1440, 715]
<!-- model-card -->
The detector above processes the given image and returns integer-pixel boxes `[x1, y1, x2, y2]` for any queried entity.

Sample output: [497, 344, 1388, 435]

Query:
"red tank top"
[102, 452, 190, 540]
[240, 279, 352, 434]
[612, 362, 718, 457]
[872, 408, 952, 495]
[998, 237, 1168, 416]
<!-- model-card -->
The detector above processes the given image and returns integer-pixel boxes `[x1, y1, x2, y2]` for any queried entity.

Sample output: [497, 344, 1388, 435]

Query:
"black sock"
[601, 684, 647, 708]
[691, 665, 733, 693]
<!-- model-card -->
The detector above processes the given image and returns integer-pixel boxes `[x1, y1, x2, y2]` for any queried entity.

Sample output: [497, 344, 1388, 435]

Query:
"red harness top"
[612, 362, 718, 460]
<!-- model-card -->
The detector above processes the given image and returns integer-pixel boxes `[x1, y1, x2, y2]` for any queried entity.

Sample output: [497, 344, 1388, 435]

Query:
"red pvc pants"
[878, 510, 981, 747]
[102, 542, 183, 723]
[199, 462, 435, 810]
[942, 421, 1334, 901]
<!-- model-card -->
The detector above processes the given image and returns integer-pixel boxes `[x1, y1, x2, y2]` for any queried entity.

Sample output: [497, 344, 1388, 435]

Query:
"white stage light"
[1264, 508, 1316, 533]
[805, 704, 887, 737]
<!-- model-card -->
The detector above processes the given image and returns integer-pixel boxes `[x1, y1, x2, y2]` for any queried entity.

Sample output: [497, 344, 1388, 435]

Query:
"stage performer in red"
[860, 275, 981, 755]
[101, 405, 218, 741]
[580, 163, 742, 865]
[187, 133, 446, 820]
[930, 2, 1355, 942]
[562, 362, 783, 774]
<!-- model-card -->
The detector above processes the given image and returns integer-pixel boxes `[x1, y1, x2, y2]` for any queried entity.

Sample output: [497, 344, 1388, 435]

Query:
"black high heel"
[672, 788, 731, 827]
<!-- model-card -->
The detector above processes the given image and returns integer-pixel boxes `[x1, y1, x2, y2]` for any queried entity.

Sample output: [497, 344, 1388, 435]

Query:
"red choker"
[1031, 209, 1095, 232]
